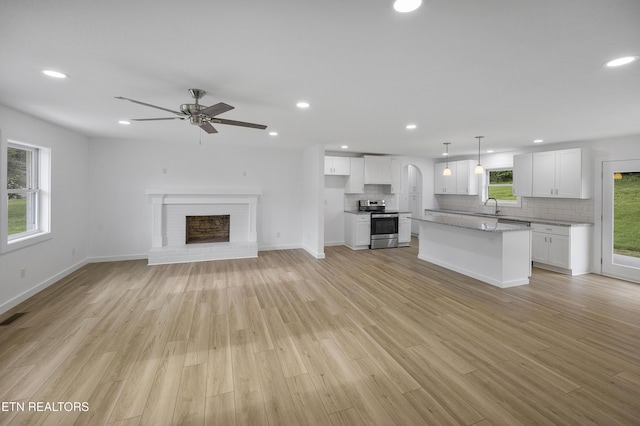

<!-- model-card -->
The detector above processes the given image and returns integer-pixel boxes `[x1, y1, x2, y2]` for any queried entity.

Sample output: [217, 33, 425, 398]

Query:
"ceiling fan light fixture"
[393, 0, 422, 13]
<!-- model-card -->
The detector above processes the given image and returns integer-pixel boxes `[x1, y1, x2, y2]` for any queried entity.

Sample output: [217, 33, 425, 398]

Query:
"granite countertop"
[412, 214, 529, 233]
[424, 209, 592, 227]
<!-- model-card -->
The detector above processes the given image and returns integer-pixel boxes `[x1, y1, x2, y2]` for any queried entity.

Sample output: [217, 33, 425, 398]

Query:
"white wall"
[0, 105, 90, 313]
[324, 175, 346, 246]
[88, 137, 304, 260]
[302, 145, 324, 258]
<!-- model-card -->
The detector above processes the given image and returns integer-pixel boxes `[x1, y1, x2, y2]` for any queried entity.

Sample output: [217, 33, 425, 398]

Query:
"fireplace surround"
[146, 188, 260, 265]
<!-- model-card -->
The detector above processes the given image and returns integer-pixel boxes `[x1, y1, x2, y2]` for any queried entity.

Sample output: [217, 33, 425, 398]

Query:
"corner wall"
[302, 145, 325, 258]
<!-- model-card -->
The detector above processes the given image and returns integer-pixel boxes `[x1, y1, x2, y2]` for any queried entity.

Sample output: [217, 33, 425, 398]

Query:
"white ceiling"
[1, 0, 639, 158]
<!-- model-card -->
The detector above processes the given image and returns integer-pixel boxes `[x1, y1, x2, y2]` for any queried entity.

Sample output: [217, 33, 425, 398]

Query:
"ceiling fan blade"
[199, 102, 234, 118]
[200, 122, 218, 134]
[131, 117, 185, 121]
[211, 118, 267, 130]
[115, 96, 184, 115]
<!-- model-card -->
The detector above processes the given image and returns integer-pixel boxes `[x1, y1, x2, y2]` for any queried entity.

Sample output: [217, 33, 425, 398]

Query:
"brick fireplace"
[146, 188, 260, 265]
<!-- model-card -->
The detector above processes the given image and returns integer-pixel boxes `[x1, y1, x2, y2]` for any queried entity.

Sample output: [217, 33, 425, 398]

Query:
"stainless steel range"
[359, 200, 399, 249]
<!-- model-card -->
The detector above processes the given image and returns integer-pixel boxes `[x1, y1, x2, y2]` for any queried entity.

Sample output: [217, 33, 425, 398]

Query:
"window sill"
[1, 231, 52, 254]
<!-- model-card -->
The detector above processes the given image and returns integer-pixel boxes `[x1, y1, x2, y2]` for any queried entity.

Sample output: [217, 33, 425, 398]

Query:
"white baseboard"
[86, 254, 148, 263]
[258, 243, 303, 251]
[323, 241, 345, 247]
[302, 246, 325, 259]
[0, 259, 89, 315]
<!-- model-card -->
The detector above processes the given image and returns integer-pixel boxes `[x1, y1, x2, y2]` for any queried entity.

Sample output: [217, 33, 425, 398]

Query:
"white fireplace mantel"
[146, 188, 261, 265]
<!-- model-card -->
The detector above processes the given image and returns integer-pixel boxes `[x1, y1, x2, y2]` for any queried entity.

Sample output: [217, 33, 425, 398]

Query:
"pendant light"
[474, 136, 484, 174]
[443, 142, 452, 176]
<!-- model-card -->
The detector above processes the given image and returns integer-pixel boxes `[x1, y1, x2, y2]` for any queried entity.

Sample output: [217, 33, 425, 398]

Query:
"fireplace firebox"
[185, 215, 230, 244]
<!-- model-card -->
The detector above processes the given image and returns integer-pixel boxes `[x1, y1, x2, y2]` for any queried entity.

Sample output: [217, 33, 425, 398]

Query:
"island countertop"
[412, 214, 529, 233]
[423, 208, 592, 227]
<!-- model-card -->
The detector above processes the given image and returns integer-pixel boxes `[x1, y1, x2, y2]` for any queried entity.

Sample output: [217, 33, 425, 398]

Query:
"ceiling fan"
[115, 89, 267, 134]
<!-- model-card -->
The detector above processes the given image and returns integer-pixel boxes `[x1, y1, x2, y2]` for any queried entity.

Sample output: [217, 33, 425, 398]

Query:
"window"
[2, 138, 51, 252]
[487, 168, 517, 203]
[8, 143, 39, 237]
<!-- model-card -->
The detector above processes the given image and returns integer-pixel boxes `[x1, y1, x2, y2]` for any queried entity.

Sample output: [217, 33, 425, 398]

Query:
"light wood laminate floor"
[1, 240, 640, 425]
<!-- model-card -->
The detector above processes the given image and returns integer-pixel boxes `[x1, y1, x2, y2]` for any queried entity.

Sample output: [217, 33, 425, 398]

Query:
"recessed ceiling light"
[486, 150, 494, 153]
[118, 120, 131, 125]
[341, 145, 349, 149]
[269, 131, 278, 136]
[393, 0, 422, 13]
[442, 152, 449, 156]
[406, 124, 417, 129]
[42, 69, 68, 79]
[296, 101, 310, 108]
[533, 139, 544, 143]
[604, 56, 639, 67]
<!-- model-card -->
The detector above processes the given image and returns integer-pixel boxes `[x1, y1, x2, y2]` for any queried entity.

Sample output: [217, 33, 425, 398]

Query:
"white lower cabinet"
[345, 213, 371, 250]
[531, 223, 591, 275]
[399, 213, 411, 246]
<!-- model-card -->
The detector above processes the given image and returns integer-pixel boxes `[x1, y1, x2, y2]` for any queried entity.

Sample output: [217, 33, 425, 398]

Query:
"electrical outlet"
[20, 268, 26, 279]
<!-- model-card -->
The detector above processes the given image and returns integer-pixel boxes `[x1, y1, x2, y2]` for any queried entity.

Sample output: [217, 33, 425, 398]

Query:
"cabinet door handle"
[556, 189, 558, 195]
[550, 237, 553, 243]
[550, 189, 553, 195]
[545, 237, 548, 243]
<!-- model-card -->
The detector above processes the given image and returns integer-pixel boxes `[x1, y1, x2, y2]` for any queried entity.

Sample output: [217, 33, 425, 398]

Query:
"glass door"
[602, 160, 640, 283]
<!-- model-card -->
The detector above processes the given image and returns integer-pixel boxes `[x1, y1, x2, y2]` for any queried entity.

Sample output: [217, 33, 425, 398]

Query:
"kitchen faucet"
[485, 197, 500, 215]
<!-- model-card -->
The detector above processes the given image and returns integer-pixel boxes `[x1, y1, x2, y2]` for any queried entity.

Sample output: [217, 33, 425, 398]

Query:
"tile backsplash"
[435, 195, 595, 223]
[344, 185, 398, 211]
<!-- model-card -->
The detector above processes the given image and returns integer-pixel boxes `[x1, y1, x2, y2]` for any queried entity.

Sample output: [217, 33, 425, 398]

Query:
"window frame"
[479, 165, 522, 208]
[1, 136, 51, 253]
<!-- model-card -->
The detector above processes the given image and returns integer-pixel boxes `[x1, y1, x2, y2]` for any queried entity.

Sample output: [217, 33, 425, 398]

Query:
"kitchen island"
[412, 215, 531, 288]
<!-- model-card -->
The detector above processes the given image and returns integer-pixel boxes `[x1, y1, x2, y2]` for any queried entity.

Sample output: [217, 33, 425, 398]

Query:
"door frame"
[602, 159, 640, 283]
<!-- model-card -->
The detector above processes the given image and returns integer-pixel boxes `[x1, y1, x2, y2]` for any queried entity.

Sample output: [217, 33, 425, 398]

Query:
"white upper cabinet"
[455, 160, 479, 195]
[512, 153, 533, 197]
[364, 155, 393, 184]
[434, 160, 478, 195]
[324, 156, 351, 175]
[532, 148, 591, 199]
[390, 158, 402, 193]
[345, 157, 365, 193]
[434, 162, 457, 194]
